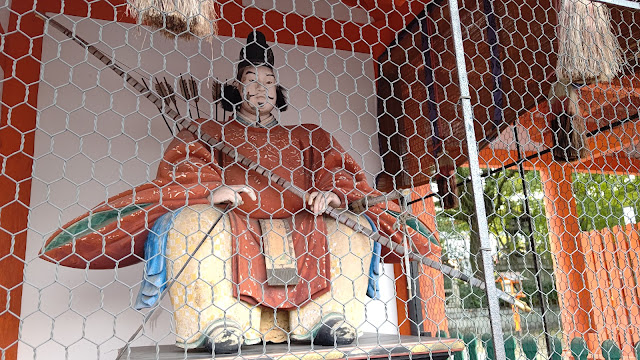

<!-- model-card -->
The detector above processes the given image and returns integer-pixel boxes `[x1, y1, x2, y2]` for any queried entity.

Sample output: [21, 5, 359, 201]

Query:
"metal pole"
[447, 0, 506, 358]
[513, 126, 554, 356]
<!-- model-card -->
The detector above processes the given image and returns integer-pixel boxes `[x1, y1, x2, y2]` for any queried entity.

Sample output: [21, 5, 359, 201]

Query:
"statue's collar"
[235, 113, 278, 129]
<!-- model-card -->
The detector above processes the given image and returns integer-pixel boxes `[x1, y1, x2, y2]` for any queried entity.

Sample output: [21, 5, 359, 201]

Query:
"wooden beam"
[586, 119, 640, 159]
[579, 155, 640, 176]
[477, 147, 640, 176]
[518, 74, 640, 148]
[35, 0, 421, 57]
[520, 116, 640, 162]
[393, 263, 413, 336]
[517, 107, 549, 145]
[579, 77, 640, 124]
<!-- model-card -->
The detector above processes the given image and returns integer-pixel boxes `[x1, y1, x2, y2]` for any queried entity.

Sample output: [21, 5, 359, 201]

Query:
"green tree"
[436, 167, 554, 309]
[437, 168, 640, 310]
[573, 173, 640, 231]
[438, 168, 550, 277]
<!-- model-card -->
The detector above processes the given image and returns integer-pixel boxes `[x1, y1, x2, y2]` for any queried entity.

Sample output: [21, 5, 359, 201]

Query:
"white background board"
[21, 14, 400, 360]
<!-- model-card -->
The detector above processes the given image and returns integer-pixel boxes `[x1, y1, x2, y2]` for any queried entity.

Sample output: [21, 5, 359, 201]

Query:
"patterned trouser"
[166, 204, 373, 348]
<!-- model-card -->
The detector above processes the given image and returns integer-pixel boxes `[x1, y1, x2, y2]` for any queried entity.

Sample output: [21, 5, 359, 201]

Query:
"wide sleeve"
[41, 128, 223, 269]
[307, 126, 370, 205]
[307, 125, 434, 262]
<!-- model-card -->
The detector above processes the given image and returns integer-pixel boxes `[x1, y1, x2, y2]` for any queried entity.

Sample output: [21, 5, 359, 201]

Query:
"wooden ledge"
[125, 333, 465, 360]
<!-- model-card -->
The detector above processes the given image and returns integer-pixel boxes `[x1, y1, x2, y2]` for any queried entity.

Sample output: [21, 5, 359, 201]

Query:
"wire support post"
[513, 126, 554, 356]
[447, 0, 506, 359]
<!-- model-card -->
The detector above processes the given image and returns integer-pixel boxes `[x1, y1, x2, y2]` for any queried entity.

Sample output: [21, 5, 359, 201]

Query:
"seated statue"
[41, 31, 433, 354]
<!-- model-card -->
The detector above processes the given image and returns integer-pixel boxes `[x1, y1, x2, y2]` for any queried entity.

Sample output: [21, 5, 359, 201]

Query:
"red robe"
[42, 119, 432, 309]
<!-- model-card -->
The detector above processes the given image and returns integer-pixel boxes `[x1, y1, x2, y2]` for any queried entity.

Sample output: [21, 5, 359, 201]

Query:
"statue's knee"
[330, 215, 374, 253]
[172, 205, 229, 234]
[167, 205, 232, 261]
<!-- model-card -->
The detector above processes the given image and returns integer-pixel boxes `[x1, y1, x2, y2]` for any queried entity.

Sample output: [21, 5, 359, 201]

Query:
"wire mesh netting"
[2, 0, 640, 359]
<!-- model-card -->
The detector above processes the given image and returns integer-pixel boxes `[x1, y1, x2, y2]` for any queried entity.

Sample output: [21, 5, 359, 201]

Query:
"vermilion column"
[539, 162, 595, 349]
[395, 184, 447, 336]
[0, 3, 44, 360]
[413, 184, 448, 336]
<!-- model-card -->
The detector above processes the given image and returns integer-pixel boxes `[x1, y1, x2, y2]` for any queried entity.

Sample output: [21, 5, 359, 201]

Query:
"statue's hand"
[307, 191, 341, 215]
[209, 185, 257, 206]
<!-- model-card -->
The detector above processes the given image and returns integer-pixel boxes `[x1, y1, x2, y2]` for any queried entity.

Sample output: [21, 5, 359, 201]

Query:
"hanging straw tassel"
[549, 82, 587, 162]
[126, 0, 218, 39]
[552, 0, 621, 162]
[556, 0, 622, 83]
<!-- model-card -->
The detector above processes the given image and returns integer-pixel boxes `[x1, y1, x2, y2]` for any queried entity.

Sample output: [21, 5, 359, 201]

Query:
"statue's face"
[236, 65, 277, 119]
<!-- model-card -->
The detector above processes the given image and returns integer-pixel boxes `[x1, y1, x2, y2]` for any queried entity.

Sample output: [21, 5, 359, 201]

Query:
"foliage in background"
[436, 166, 554, 310]
[573, 173, 640, 232]
[521, 279, 558, 307]
[436, 168, 552, 277]
[454, 279, 558, 309]
[457, 281, 488, 309]
[437, 167, 640, 310]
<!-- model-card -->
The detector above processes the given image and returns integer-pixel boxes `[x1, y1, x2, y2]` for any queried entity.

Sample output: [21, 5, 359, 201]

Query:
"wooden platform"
[126, 334, 465, 360]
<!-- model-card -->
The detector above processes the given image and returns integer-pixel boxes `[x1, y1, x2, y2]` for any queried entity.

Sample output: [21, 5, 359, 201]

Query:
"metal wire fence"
[2, 0, 640, 359]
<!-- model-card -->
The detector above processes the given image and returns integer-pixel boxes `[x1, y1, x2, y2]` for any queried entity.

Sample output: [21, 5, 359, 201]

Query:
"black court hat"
[239, 31, 274, 68]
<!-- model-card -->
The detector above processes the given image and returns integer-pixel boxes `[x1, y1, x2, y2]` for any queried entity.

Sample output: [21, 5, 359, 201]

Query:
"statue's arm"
[305, 125, 436, 260]
[305, 125, 375, 206]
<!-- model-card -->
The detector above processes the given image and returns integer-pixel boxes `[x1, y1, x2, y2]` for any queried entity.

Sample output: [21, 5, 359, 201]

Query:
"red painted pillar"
[395, 184, 447, 336]
[413, 184, 448, 336]
[539, 162, 596, 350]
[0, 3, 44, 360]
